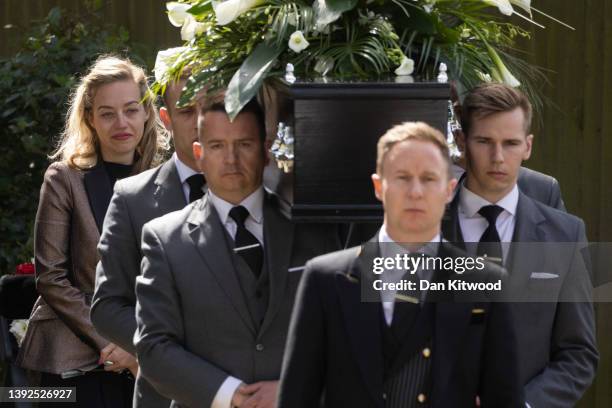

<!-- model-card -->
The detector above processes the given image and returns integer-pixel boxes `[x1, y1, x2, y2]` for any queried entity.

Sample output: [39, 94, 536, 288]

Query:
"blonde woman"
[17, 55, 168, 407]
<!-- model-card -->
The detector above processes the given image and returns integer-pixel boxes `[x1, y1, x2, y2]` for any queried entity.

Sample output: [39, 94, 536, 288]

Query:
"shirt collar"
[208, 186, 265, 225]
[173, 152, 199, 184]
[378, 224, 440, 258]
[459, 181, 519, 218]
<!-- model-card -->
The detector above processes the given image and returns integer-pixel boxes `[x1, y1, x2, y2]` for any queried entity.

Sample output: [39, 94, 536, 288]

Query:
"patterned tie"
[477, 205, 504, 263]
[186, 174, 205, 203]
[229, 205, 263, 278]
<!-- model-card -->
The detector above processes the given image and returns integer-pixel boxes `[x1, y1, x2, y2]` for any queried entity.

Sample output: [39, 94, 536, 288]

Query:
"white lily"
[154, 47, 186, 82]
[181, 14, 206, 41]
[288, 31, 309, 53]
[483, 0, 514, 16]
[487, 46, 520, 87]
[394, 56, 415, 76]
[213, 0, 263, 26]
[509, 0, 531, 16]
[166, 2, 192, 27]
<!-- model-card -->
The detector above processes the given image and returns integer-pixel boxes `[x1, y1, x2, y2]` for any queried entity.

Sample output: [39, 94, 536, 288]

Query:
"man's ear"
[446, 177, 458, 203]
[523, 134, 534, 161]
[160, 107, 172, 131]
[193, 141, 203, 162]
[372, 173, 383, 202]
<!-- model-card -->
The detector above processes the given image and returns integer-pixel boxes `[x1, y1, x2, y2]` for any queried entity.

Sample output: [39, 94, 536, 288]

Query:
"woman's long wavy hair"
[51, 55, 169, 173]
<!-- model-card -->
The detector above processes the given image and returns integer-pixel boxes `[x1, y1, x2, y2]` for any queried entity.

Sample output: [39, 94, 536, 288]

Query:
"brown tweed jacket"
[18, 161, 113, 374]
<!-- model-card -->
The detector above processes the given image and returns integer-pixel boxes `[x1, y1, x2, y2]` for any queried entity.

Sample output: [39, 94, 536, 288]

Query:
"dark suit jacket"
[18, 162, 112, 373]
[135, 192, 340, 408]
[517, 167, 565, 211]
[442, 190, 598, 408]
[91, 159, 185, 408]
[278, 237, 524, 408]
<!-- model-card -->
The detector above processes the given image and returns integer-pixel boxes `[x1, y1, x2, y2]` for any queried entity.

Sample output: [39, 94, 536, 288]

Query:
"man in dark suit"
[91, 48, 203, 408]
[134, 99, 339, 408]
[442, 83, 598, 407]
[279, 121, 523, 408]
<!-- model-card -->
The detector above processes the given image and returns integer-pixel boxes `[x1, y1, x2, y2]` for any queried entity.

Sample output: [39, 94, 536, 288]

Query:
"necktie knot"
[229, 205, 250, 226]
[478, 205, 504, 225]
[186, 174, 205, 203]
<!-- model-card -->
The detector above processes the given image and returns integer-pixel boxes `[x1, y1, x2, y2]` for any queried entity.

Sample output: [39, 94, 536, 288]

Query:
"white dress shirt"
[173, 153, 204, 203]
[378, 225, 440, 326]
[207, 186, 264, 245]
[457, 182, 519, 261]
[208, 185, 265, 408]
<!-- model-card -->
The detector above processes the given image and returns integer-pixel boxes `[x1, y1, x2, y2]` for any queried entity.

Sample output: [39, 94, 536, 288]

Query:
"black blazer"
[278, 237, 524, 408]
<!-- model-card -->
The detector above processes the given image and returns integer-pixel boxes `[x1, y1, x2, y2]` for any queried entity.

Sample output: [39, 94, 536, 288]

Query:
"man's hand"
[231, 384, 249, 408]
[239, 381, 279, 408]
[100, 343, 138, 377]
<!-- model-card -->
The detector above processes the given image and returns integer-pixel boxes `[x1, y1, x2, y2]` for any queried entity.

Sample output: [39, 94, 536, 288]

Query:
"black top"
[103, 161, 133, 188]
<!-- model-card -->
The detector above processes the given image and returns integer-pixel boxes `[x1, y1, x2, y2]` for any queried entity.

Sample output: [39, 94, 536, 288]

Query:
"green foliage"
[162, 0, 558, 118]
[0, 5, 145, 274]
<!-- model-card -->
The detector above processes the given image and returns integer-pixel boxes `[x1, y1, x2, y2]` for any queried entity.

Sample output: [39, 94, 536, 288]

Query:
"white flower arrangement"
[157, 0, 572, 118]
[9, 319, 28, 347]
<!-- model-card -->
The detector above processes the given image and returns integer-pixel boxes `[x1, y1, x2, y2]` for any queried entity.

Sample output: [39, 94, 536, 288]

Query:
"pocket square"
[530, 272, 559, 279]
[288, 266, 305, 273]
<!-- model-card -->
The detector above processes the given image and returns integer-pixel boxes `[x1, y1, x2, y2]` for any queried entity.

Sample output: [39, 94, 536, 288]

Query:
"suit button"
[255, 343, 264, 352]
[422, 347, 431, 358]
[417, 393, 427, 403]
[382, 393, 387, 400]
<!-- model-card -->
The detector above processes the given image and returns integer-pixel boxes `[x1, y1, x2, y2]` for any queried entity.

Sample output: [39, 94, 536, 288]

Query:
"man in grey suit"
[91, 48, 203, 407]
[134, 99, 340, 408]
[442, 83, 598, 407]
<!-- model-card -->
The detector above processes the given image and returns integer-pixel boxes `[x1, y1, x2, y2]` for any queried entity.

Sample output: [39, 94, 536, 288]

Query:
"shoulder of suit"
[530, 196, 585, 235]
[43, 161, 87, 186]
[143, 200, 196, 236]
[306, 246, 362, 275]
[113, 161, 169, 196]
[519, 166, 558, 184]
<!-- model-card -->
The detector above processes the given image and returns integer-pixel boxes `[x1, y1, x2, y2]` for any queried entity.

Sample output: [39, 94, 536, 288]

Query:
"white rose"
[154, 47, 186, 82]
[288, 31, 310, 53]
[394, 56, 415, 76]
[181, 14, 206, 41]
[9, 319, 28, 347]
[166, 2, 192, 27]
[213, 0, 262, 26]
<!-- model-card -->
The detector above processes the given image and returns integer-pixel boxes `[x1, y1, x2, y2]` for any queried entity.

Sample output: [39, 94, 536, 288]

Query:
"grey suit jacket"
[135, 193, 340, 408]
[442, 191, 598, 408]
[92, 159, 186, 408]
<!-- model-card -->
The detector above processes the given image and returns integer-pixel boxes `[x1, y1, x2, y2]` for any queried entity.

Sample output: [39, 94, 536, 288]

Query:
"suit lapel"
[153, 160, 188, 215]
[259, 194, 294, 336]
[187, 197, 256, 335]
[337, 239, 384, 408]
[83, 162, 113, 233]
[506, 192, 547, 284]
[441, 189, 465, 246]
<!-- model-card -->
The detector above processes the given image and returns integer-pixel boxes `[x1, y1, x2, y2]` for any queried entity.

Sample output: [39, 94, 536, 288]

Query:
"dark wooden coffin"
[262, 78, 450, 222]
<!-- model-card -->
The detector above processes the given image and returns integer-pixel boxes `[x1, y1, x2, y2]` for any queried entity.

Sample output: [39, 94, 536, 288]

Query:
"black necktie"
[186, 174, 205, 203]
[229, 206, 263, 278]
[477, 205, 504, 263]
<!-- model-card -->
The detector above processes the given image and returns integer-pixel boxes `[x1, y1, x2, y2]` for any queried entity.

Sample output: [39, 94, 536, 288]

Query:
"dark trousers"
[39, 370, 133, 408]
